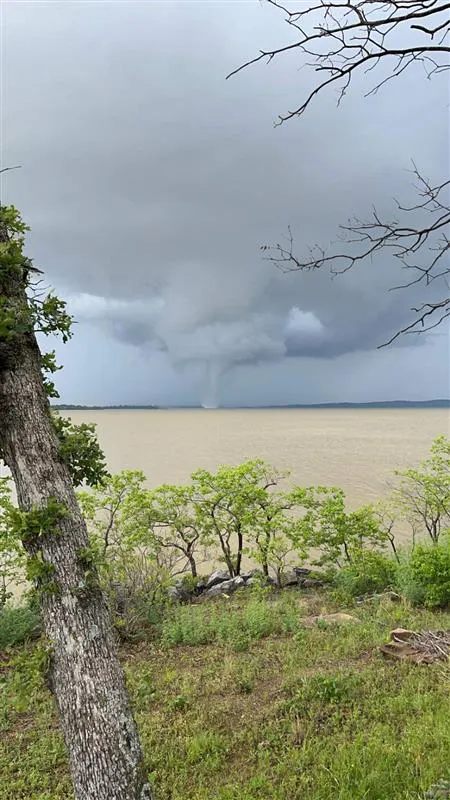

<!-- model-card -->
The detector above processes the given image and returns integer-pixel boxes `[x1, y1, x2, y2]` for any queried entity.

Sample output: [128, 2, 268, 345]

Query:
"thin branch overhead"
[262, 166, 450, 344]
[227, 1, 450, 125]
[229, 1, 450, 344]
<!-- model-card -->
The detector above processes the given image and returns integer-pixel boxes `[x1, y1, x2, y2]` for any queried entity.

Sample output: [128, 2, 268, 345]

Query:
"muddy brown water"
[4, 408, 449, 597]
[66, 408, 448, 513]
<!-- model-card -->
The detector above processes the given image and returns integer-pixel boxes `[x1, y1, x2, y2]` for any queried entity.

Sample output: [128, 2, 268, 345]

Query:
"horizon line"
[52, 399, 450, 410]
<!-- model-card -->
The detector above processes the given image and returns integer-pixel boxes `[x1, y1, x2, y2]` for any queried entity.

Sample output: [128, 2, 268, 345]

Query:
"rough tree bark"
[0, 219, 152, 799]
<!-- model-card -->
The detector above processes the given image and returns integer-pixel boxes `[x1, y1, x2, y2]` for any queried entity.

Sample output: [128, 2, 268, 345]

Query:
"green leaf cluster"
[52, 414, 109, 488]
[7, 497, 68, 546]
[0, 205, 73, 379]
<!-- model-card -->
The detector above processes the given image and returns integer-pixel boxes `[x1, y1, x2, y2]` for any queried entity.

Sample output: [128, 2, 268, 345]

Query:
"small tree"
[79, 471, 173, 636]
[128, 483, 203, 579]
[291, 486, 385, 569]
[191, 460, 287, 577]
[241, 463, 303, 583]
[250, 521, 299, 588]
[370, 499, 401, 563]
[191, 464, 246, 577]
[78, 469, 147, 557]
[395, 435, 450, 544]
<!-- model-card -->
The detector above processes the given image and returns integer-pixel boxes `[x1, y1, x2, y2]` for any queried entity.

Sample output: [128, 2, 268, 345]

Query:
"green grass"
[1, 591, 450, 799]
[0, 604, 41, 649]
[161, 591, 301, 649]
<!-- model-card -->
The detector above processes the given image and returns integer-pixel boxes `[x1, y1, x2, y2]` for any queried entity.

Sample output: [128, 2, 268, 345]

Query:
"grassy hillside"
[1, 589, 449, 800]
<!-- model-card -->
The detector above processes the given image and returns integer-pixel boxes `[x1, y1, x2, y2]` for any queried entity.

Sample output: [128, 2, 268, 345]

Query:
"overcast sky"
[2, 0, 449, 406]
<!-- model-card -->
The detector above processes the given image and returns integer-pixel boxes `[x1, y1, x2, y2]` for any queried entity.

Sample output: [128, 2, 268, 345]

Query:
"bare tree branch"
[227, 1, 450, 125]
[0, 166, 22, 175]
[261, 163, 450, 344]
[230, 1, 450, 344]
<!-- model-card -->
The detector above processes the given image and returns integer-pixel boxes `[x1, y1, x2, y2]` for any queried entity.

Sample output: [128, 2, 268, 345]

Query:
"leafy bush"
[78, 471, 174, 638]
[0, 603, 41, 648]
[282, 671, 360, 716]
[396, 538, 450, 608]
[52, 413, 109, 488]
[395, 435, 450, 544]
[191, 460, 294, 578]
[102, 550, 172, 639]
[77, 469, 148, 552]
[333, 550, 397, 598]
[178, 573, 203, 594]
[290, 486, 388, 569]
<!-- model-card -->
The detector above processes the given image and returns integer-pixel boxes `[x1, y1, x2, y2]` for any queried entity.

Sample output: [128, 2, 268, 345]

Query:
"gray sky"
[2, 0, 449, 406]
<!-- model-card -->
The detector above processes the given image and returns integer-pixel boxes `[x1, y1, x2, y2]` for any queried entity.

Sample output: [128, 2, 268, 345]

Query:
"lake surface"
[66, 408, 449, 515]
[5, 408, 449, 598]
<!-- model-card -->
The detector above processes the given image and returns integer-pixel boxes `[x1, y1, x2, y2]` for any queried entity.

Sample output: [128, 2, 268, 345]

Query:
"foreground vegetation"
[4, 435, 450, 627]
[1, 589, 450, 800]
[1, 435, 449, 799]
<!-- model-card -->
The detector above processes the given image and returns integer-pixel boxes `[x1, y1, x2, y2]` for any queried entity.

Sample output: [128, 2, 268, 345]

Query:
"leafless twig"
[262, 165, 450, 344]
[230, 2, 450, 343]
[227, 1, 450, 125]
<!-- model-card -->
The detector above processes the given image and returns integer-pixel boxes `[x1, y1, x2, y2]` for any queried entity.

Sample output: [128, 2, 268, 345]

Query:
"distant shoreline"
[52, 400, 450, 410]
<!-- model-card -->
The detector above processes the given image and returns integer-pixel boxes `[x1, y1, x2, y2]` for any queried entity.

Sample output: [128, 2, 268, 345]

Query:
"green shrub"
[396, 538, 450, 608]
[395, 434, 450, 545]
[0, 603, 41, 648]
[395, 558, 427, 607]
[107, 568, 169, 641]
[292, 486, 389, 569]
[282, 671, 359, 716]
[161, 595, 299, 648]
[307, 673, 352, 703]
[333, 550, 397, 598]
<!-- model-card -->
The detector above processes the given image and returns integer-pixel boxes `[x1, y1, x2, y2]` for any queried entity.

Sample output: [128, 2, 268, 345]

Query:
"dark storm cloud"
[2, 0, 448, 403]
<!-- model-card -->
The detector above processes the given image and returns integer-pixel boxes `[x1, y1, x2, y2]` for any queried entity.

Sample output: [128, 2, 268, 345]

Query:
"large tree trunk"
[0, 317, 151, 797]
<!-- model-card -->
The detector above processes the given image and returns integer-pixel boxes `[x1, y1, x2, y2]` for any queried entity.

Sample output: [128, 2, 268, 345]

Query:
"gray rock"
[167, 585, 191, 603]
[248, 573, 277, 587]
[205, 569, 231, 589]
[203, 582, 231, 599]
[299, 578, 324, 589]
[281, 569, 301, 588]
[203, 575, 246, 599]
[293, 567, 311, 577]
[356, 590, 402, 604]
[241, 569, 262, 582]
